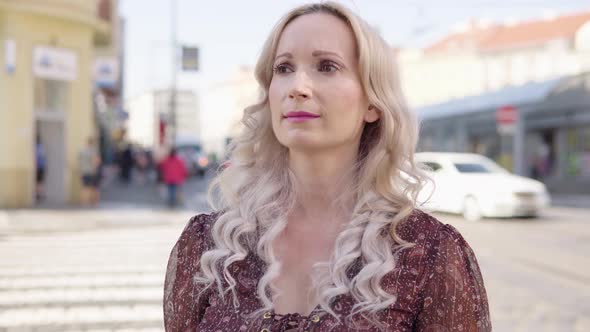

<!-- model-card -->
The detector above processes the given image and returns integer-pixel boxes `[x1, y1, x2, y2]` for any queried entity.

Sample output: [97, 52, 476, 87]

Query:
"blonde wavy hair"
[197, 1, 427, 327]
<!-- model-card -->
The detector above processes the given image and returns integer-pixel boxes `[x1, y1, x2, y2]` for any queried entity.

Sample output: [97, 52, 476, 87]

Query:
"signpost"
[169, 0, 199, 147]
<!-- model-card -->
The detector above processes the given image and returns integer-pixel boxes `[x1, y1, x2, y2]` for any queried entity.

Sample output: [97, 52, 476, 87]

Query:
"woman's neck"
[288, 146, 358, 224]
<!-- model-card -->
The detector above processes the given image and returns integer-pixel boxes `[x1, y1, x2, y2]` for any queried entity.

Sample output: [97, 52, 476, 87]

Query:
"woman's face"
[269, 13, 379, 153]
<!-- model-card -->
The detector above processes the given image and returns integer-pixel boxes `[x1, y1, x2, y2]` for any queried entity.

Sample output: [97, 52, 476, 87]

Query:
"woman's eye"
[318, 61, 339, 73]
[273, 63, 292, 74]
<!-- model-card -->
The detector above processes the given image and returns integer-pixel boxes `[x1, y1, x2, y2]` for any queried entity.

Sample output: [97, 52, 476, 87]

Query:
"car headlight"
[513, 192, 536, 200]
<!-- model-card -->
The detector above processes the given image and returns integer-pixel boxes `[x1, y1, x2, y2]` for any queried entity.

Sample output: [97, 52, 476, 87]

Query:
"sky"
[118, 0, 590, 149]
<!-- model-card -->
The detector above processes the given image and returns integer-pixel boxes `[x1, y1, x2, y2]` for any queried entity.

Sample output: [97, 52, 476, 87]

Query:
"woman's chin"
[280, 136, 324, 151]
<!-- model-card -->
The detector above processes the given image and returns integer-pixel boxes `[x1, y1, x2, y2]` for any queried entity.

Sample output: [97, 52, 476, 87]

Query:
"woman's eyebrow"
[274, 50, 344, 61]
[311, 50, 343, 60]
[274, 52, 292, 61]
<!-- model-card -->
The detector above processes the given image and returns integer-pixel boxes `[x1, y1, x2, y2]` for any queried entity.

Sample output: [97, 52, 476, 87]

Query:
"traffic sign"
[181, 46, 199, 71]
[496, 105, 518, 135]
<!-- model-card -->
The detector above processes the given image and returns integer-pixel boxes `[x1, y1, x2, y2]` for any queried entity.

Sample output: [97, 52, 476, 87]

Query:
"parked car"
[176, 142, 209, 178]
[415, 152, 550, 221]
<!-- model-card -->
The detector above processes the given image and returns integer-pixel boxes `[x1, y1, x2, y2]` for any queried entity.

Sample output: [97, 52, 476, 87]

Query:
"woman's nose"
[288, 71, 312, 100]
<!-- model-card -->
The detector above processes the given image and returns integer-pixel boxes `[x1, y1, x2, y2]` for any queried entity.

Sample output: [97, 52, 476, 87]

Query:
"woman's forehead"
[275, 13, 357, 59]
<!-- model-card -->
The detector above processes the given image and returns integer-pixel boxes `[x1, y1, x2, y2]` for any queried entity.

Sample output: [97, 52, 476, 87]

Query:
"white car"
[415, 152, 550, 221]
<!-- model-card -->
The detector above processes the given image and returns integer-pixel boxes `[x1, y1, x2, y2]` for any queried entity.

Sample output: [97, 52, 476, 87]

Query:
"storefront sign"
[93, 57, 119, 88]
[33, 46, 77, 81]
[4, 39, 15, 74]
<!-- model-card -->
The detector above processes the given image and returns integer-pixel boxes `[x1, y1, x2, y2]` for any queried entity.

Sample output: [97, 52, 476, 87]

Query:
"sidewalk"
[0, 175, 212, 234]
[0, 208, 196, 235]
[550, 194, 590, 209]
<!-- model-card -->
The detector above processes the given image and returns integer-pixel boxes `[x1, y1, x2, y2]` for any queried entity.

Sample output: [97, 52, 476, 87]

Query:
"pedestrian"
[35, 135, 46, 201]
[135, 148, 149, 185]
[79, 137, 101, 207]
[160, 147, 187, 208]
[164, 3, 491, 332]
[119, 143, 134, 184]
[154, 144, 170, 197]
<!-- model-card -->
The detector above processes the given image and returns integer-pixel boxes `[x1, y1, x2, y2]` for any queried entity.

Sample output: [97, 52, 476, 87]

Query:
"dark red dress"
[164, 210, 492, 331]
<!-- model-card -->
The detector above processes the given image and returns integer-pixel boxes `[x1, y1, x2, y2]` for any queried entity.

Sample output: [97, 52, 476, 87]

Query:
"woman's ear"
[364, 105, 380, 123]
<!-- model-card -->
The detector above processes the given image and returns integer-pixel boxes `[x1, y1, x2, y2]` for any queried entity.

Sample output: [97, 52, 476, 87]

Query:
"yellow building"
[0, 0, 113, 207]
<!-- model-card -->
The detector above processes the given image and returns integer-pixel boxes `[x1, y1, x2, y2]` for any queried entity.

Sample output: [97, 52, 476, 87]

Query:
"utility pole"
[169, 0, 177, 146]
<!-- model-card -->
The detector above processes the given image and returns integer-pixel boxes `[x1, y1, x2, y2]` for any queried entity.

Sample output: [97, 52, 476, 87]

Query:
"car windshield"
[453, 162, 496, 173]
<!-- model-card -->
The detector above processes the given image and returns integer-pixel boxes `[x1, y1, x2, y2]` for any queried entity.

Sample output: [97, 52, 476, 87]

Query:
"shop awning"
[415, 76, 564, 120]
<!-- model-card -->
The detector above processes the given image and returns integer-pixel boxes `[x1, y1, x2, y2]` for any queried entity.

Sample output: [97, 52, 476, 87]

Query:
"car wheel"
[463, 196, 482, 222]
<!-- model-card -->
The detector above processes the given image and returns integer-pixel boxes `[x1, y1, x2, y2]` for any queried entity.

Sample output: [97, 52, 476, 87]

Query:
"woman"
[164, 2, 491, 331]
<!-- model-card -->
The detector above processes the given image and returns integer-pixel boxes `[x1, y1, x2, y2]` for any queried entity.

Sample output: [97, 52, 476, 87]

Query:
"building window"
[98, 0, 112, 22]
[487, 58, 506, 90]
[511, 55, 527, 86]
[566, 126, 590, 178]
[533, 53, 552, 81]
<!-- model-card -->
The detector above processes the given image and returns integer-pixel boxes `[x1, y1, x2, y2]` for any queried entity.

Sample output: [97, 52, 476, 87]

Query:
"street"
[0, 176, 588, 331]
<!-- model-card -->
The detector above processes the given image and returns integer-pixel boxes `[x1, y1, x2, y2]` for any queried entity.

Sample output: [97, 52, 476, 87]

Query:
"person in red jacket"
[159, 148, 187, 207]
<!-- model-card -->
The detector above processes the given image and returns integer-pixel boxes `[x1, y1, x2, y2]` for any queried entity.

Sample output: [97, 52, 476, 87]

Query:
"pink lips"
[284, 111, 320, 123]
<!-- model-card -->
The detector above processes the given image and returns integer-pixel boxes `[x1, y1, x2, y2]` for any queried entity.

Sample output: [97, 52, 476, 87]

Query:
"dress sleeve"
[415, 224, 492, 332]
[164, 214, 213, 331]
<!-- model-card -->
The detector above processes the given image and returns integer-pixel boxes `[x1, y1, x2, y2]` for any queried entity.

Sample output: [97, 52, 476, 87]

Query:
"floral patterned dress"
[164, 210, 492, 331]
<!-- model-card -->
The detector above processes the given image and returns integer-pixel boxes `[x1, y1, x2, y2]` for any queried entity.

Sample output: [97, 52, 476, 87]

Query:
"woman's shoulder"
[184, 212, 219, 232]
[174, 212, 220, 254]
[164, 213, 221, 331]
[395, 209, 468, 249]
[390, 211, 491, 331]
[385, 209, 483, 290]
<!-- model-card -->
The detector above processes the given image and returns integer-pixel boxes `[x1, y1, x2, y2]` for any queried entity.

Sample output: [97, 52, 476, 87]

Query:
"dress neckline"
[270, 304, 323, 320]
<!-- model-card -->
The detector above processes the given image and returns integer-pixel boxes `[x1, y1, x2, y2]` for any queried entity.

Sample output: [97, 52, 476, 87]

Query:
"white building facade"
[202, 66, 259, 157]
[126, 89, 200, 149]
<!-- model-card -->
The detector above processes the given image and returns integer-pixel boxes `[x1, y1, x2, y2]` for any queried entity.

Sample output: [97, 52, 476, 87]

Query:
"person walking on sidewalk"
[160, 148, 187, 208]
[79, 137, 102, 207]
[118, 143, 134, 184]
